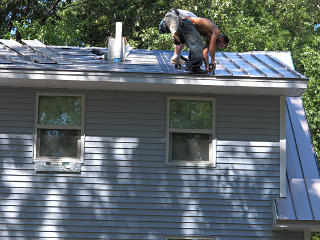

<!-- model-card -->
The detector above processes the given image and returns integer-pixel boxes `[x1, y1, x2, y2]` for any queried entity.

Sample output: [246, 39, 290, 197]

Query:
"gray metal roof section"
[0, 39, 307, 79]
[0, 39, 309, 96]
[274, 97, 320, 231]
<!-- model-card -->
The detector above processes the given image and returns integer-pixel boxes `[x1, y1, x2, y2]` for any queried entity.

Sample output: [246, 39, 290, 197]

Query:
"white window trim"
[166, 96, 217, 166]
[33, 93, 86, 163]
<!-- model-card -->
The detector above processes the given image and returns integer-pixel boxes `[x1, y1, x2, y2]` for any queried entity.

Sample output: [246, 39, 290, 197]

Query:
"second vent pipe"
[113, 22, 122, 62]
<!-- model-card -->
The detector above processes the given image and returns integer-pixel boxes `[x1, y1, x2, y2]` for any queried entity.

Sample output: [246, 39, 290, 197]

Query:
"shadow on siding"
[0, 92, 304, 239]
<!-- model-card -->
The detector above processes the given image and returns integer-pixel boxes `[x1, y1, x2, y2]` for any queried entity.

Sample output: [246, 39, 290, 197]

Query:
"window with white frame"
[34, 94, 84, 167]
[166, 97, 216, 165]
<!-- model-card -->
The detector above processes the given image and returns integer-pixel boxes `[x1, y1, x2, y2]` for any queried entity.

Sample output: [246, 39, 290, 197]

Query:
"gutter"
[0, 67, 308, 97]
[273, 198, 320, 233]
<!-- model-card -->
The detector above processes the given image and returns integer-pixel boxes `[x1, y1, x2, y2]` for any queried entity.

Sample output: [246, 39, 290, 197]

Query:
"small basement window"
[34, 94, 85, 172]
[166, 97, 216, 166]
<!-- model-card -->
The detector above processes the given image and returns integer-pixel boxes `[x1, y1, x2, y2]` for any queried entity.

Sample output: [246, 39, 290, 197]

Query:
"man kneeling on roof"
[159, 8, 229, 74]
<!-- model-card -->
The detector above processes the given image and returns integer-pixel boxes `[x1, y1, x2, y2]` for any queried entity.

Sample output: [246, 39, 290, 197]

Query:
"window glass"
[38, 96, 82, 126]
[170, 99, 212, 130]
[38, 129, 80, 158]
[170, 133, 210, 161]
[168, 98, 215, 164]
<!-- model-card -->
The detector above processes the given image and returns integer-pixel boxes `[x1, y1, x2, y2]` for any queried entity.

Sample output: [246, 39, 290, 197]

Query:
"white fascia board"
[0, 69, 308, 96]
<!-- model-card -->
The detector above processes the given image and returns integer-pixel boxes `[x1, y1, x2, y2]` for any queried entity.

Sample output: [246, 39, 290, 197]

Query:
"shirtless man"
[189, 17, 229, 72]
[159, 9, 197, 64]
[159, 11, 229, 73]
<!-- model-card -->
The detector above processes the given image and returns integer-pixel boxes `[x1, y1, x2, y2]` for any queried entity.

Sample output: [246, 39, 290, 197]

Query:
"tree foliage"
[0, 0, 73, 41]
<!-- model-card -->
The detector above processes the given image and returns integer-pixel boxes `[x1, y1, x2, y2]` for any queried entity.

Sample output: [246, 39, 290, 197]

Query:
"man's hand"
[207, 62, 216, 72]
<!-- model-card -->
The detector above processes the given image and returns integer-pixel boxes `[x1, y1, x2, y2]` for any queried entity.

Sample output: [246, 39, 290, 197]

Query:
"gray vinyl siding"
[0, 88, 303, 240]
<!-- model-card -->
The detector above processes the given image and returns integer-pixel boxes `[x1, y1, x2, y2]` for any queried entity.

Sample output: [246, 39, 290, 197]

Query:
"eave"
[273, 219, 320, 232]
[0, 67, 308, 96]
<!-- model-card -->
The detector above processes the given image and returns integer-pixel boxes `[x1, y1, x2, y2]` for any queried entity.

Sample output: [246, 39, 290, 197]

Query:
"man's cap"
[158, 19, 170, 34]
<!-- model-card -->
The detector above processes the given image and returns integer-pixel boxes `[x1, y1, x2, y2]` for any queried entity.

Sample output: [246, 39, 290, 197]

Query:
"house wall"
[0, 87, 303, 240]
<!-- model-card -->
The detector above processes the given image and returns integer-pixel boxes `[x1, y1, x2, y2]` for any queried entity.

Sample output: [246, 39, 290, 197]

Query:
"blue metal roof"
[274, 97, 320, 229]
[0, 39, 309, 97]
[0, 39, 307, 80]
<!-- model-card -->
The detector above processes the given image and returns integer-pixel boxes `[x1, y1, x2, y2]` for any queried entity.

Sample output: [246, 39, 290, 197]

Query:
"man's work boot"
[191, 67, 207, 74]
[184, 61, 192, 71]
[171, 55, 186, 65]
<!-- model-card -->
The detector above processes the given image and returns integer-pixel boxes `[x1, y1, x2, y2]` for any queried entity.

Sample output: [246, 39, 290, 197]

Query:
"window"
[34, 94, 85, 172]
[166, 97, 216, 166]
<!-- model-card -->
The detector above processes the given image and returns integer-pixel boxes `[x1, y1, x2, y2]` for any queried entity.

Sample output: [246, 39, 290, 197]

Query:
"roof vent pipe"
[113, 22, 122, 62]
[107, 22, 131, 61]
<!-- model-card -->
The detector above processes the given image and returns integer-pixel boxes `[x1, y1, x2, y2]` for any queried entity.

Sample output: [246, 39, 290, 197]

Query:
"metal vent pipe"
[113, 22, 122, 62]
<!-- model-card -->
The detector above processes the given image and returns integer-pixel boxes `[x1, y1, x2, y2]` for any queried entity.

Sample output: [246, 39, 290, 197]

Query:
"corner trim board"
[280, 96, 286, 197]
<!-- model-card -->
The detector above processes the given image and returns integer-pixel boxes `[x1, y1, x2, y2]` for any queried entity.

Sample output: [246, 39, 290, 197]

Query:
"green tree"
[301, 35, 320, 161]
[0, 0, 73, 41]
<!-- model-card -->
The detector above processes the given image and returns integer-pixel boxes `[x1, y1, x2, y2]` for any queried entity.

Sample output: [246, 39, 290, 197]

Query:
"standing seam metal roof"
[274, 97, 320, 227]
[0, 39, 308, 80]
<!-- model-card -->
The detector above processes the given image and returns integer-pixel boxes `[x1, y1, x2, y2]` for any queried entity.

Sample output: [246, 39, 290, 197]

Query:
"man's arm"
[202, 43, 210, 71]
[203, 33, 217, 72]
[207, 32, 218, 71]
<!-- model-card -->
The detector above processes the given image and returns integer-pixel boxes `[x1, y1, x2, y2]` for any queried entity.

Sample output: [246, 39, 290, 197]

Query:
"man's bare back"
[189, 17, 219, 41]
[186, 17, 228, 72]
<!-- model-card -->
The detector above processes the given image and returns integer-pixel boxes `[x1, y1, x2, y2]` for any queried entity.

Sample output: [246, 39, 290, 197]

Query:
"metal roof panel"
[216, 52, 249, 77]
[223, 52, 265, 77]
[0, 39, 309, 97]
[289, 178, 314, 220]
[275, 183, 296, 220]
[0, 39, 55, 64]
[239, 53, 283, 78]
[254, 53, 300, 79]
[0, 39, 307, 80]
[275, 97, 320, 226]
[306, 179, 320, 220]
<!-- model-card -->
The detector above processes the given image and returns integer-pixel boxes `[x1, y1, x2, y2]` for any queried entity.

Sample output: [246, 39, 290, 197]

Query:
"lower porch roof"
[273, 97, 320, 232]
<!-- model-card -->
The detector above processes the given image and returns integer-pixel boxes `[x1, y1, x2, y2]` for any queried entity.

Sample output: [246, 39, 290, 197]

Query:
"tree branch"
[0, 0, 19, 25]
[40, 0, 61, 25]
[310, 0, 320, 14]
